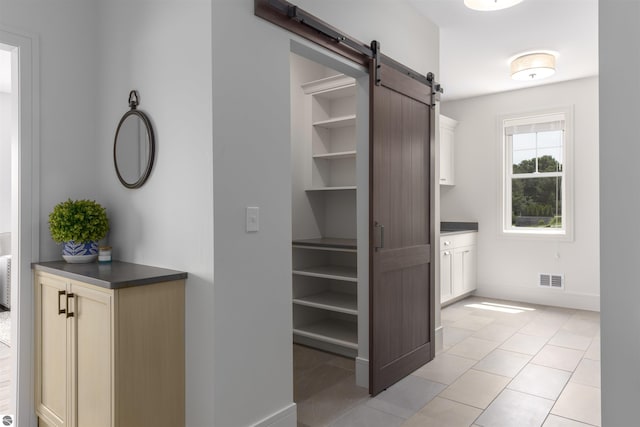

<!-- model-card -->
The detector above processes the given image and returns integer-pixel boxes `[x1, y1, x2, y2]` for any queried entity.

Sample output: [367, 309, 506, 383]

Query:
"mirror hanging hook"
[128, 90, 139, 109]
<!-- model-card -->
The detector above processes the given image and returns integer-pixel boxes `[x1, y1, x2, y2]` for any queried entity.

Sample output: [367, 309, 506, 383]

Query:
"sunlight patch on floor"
[464, 302, 536, 314]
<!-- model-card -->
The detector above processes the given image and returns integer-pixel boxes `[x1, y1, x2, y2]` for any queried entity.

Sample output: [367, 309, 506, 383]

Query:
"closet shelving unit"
[303, 74, 357, 192]
[292, 73, 359, 358]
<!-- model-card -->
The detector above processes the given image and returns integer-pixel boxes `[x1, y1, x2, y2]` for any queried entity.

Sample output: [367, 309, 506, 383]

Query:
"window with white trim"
[501, 109, 573, 238]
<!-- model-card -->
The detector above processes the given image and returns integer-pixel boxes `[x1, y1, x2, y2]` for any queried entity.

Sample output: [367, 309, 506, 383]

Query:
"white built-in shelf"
[313, 115, 356, 129]
[293, 318, 358, 349]
[292, 238, 357, 252]
[293, 291, 357, 315]
[305, 186, 357, 192]
[301, 74, 355, 97]
[293, 67, 360, 358]
[312, 150, 357, 160]
[292, 265, 357, 282]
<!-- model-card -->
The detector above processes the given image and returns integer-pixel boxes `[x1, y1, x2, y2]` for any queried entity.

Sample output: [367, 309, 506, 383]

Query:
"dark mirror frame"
[113, 90, 156, 189]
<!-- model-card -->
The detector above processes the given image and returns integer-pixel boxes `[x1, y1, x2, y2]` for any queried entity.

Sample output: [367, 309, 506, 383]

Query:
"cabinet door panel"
[439, 127, 453, 185]
[452, 249, 464, 297]
[440, 250, 454, 303]
[461, 246, 477, 294]
[37, 275, 68, 426]
[71, 284, 112, 427]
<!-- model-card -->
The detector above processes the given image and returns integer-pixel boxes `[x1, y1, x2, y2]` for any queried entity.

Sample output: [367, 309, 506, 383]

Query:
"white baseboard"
[475, 285, 600, 312]
[251, 403, 297, 427]
[355, 357, 369, 389]
[435, 325, 444, 354]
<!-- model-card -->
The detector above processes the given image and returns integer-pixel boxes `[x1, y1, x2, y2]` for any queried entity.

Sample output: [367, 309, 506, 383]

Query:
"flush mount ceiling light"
[464, 0, 524, 11]
[510, 52, 556, 81]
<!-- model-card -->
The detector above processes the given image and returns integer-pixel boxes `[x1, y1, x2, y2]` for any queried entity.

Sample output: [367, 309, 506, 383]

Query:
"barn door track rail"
[255, 0, 443, 96]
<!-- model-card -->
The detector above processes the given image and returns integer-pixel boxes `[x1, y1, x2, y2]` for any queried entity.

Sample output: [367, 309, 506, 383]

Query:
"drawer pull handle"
[444, 241, 450, 246]
[58, 290, 66, 315]
[66, 293, 75, 318]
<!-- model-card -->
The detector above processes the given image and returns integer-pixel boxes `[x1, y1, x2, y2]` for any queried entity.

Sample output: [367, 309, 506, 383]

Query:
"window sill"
[501, 228, 573, 242]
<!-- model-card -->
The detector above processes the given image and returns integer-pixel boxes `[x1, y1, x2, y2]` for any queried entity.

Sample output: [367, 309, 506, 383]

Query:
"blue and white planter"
[62, 241, 98, 263]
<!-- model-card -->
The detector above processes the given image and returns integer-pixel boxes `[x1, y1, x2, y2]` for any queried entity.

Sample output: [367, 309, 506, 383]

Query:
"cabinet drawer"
[440, 232, 477, 250]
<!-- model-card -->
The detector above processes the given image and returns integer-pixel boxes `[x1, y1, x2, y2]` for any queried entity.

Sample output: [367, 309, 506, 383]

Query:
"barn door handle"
[66, 293, 75, 318]
[374, 222, 385, 251]
[58, 290, 66, 315]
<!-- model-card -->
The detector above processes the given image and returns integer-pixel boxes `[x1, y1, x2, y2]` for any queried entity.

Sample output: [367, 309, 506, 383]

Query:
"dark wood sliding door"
[369, 58, 435, 396]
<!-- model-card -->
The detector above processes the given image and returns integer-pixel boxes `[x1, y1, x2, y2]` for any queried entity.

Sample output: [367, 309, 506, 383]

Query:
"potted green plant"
[48, 199, 110, 263]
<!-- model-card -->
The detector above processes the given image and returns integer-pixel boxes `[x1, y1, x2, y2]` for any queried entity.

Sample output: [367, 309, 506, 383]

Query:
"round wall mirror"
[114, 90, 155, 189]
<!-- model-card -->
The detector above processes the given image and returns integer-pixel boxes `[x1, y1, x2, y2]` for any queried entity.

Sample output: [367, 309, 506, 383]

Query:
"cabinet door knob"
[58, 290, 66, 315]
[444, 241, 450, 246]
[443, 251, 450, 256]
[66, 293, 75, 318]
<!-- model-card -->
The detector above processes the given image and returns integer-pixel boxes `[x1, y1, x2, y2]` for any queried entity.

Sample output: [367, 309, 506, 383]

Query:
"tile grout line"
[440, 299, 599, 427]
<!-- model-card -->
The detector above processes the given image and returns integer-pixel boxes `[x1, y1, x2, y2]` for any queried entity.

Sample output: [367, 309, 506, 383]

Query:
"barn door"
[369, 48, 436, 395]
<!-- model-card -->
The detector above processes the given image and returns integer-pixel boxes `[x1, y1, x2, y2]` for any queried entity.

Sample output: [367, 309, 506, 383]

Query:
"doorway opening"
[289, 40, 370, 424]
[0, 26, 39, 426]
[0, 43, 15, 420]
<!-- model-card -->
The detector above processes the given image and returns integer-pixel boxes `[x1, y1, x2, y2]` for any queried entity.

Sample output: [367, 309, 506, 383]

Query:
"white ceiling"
[409, 0, 598, 101]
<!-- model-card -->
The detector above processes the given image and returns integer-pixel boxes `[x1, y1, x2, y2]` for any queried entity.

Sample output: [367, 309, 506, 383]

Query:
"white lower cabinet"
[440, 232, 477, 305]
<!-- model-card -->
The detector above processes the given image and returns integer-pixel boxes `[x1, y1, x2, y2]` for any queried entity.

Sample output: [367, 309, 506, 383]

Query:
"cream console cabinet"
[34, 261, 186, 427]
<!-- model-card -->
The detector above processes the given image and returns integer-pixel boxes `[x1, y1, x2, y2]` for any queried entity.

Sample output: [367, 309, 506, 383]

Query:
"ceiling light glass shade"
[464, 0, 524, 11]
[510, 53, 556, 81]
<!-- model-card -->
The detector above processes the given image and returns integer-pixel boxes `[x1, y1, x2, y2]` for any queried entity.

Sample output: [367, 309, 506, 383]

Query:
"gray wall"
[0, 0, 101, 260]
[3, 0, 440, 424]
[94, 1, 214, 426]
[441, 77, 599, 311]
[600, 1, 639, 425]
[212, 1, 438, 425]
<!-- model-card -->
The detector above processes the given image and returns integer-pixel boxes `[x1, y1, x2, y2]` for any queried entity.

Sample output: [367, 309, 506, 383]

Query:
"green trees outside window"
[512, 155, 562, 228]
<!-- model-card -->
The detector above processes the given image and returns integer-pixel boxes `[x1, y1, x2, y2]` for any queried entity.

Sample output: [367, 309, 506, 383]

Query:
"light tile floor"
[0, 310, 11, 415]
[0, 342, 10, 414]
[295, 296, 601, 427]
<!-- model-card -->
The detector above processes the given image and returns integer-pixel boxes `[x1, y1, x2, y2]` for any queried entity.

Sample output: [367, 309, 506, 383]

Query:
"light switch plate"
[246, 207, 259, 232]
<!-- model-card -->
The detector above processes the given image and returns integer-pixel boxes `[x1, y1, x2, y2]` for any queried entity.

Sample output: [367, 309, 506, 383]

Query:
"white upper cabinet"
[440, 115, 458, 186]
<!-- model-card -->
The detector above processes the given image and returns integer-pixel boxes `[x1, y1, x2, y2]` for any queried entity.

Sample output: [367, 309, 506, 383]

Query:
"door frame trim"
[0, 25, 40, 427]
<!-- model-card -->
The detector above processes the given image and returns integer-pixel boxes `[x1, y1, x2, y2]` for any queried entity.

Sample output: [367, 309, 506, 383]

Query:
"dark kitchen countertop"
[32, 260, 187, 290]
[441, 221, 478, 235]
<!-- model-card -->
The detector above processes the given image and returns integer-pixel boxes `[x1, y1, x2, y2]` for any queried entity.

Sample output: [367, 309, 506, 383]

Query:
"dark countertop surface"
[32, 260, 188, 290]
[441, 221, 479, 235]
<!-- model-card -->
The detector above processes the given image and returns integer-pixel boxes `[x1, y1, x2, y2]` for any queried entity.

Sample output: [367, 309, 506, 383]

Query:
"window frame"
[498, 106, 574, 241]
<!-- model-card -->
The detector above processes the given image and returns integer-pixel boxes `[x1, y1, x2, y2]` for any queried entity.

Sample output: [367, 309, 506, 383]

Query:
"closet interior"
[290, 51, 367, 364]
